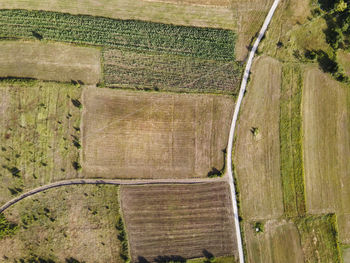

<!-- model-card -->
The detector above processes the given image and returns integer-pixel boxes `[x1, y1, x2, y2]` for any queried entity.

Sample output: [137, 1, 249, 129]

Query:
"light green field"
[0, 184, 125, 263]
[279, 63, 305, 217]
[0, 80, 82, 204]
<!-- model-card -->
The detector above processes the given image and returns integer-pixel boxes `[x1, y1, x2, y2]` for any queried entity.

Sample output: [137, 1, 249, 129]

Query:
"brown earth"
[120, 182, 238, 262]
[82, 87, 234, 179]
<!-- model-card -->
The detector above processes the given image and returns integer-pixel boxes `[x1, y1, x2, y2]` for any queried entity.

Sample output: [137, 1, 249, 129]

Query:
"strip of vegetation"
[0, 213, 18, 239]
[279, 64, 306, 217]
[0, 9, 236, 61]
[116, 214, 130, 262]
[103, 49, 242, 94]
[295, 214, 342, 263]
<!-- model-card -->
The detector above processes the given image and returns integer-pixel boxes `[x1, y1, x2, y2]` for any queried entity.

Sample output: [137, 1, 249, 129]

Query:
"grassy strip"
[116, 214, 130, 263]
[279, 64, 306, 217]
[103, 48, 242, 95]
[295, 214, 342, 263]
[0, 9, 236, 61]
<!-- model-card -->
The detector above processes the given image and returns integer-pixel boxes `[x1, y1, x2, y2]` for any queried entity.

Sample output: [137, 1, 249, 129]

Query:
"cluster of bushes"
[0, 213, 18, 239]
[116, 215, 130, 262]
[307, 0, 350, 83]
[0, 9, 236, 61]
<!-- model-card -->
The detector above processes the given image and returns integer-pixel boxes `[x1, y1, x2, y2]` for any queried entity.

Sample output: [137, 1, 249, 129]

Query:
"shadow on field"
[138, 249, 215, 263]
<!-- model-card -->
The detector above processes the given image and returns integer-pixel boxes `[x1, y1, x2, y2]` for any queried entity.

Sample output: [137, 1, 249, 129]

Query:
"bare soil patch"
[82, 87, 234, 179]
[120, 182, 237, 262]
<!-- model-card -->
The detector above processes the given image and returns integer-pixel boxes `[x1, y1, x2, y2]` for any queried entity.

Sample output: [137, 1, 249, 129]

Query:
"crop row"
[103, 48, 242, 94]
[0, 9, 236, 61]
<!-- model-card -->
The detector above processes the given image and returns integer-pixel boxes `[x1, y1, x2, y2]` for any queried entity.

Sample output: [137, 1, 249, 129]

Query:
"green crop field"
[279, 63, 306, 217]
[103, 48, 242, 94]
[0, 9, 236, 61]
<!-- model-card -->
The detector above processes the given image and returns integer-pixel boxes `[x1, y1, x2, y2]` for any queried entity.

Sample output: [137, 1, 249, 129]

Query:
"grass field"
[338, 49, 350, 77]
[0, 80, 81, 204]
[120, 182, 237, 262]
[343, 246, 350, 263]
[0, 184, 124, 263]
[303, 66, 350, 243]
[0, 41, 101, 85]
[0, 0, 235, 30]
[244, 220, 304, 263]
[296, 214, 342, 263]
[279, 63, 305, 217]
[103, 48, 242, 94]
[233, 56, 283, 220]
[0, 9, 236, 61]
[82, 87, 234, 179]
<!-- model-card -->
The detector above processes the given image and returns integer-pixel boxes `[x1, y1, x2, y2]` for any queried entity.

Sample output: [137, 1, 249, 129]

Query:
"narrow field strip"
[0, 9, 236, 61]
[279, 63, 306, 217]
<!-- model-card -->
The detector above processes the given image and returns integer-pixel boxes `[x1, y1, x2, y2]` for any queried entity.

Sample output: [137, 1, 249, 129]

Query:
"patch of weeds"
[253, 221, 264, 233]
[0, 213, 18, 239]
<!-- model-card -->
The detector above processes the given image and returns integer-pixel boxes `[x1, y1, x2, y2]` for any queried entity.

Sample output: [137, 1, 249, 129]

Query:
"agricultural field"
[243, 220, 304, 263]
[0, 80, 82, 204]
[0, 184, 124, 263]
[303, 66, 350, 243]
[120, 182, 238, 262]
[82, 87, 234, 179]
[0, 41, 101, 85]
[279, 63, 305, 217]
[103, 48, 242, 94]
[233, 56, 283, 220]
[0, 9, 236, 61]
[0, 0, 235, 30]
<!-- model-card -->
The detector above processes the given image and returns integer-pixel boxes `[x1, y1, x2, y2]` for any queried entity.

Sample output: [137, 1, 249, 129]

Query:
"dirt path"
[225, 1, 281, 262]
[0, 177, 225, 213]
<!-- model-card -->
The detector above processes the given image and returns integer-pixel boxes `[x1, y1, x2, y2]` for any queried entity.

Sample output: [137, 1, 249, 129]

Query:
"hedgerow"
[0, 9, 236, 61]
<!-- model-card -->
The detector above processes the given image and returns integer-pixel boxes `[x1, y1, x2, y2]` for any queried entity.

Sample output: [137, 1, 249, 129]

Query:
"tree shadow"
[153, 255, 186, 263]
[207, 148, 226, 178]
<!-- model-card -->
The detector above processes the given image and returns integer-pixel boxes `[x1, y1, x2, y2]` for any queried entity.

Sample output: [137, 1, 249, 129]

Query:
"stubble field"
[233, 56, 283, 220]
[303, 66, 350, 243]
[0, 41, 101, 85]
[120, 182, 238, 262]
[82, 87, 234, 179]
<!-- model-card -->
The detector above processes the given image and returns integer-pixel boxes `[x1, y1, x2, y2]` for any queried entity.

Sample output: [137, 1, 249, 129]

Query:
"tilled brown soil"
[120, 181, 238, 262]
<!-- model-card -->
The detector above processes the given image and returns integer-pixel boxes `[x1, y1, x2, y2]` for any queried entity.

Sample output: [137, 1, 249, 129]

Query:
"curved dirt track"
[225, 1, 281, 262]
[0, 177, 225, 213]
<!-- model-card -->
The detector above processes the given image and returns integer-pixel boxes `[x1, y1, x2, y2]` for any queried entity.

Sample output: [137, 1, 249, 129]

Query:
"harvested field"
[0, 9, 236, 61]
[231, 0, 273, 60]
[103, 48, 242, 94]
[0, 41, 101, 85]
[120, 182, 237, 262]
[343, 247, 350, 263]
[0, 80, 81, 204]
[0, 184, 124, 263]
[244, 220, 304, 263]
[82, 87, 234, 179]
[303, 67, 350, 242]
[279, 63, 305, 217]
[233, 56, 283, 220]
[0, 0, 235, 30]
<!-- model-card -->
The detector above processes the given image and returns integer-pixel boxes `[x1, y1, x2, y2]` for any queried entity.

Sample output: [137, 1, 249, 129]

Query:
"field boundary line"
[0, 177, 226, 213]
[225, 1, 281, 262]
